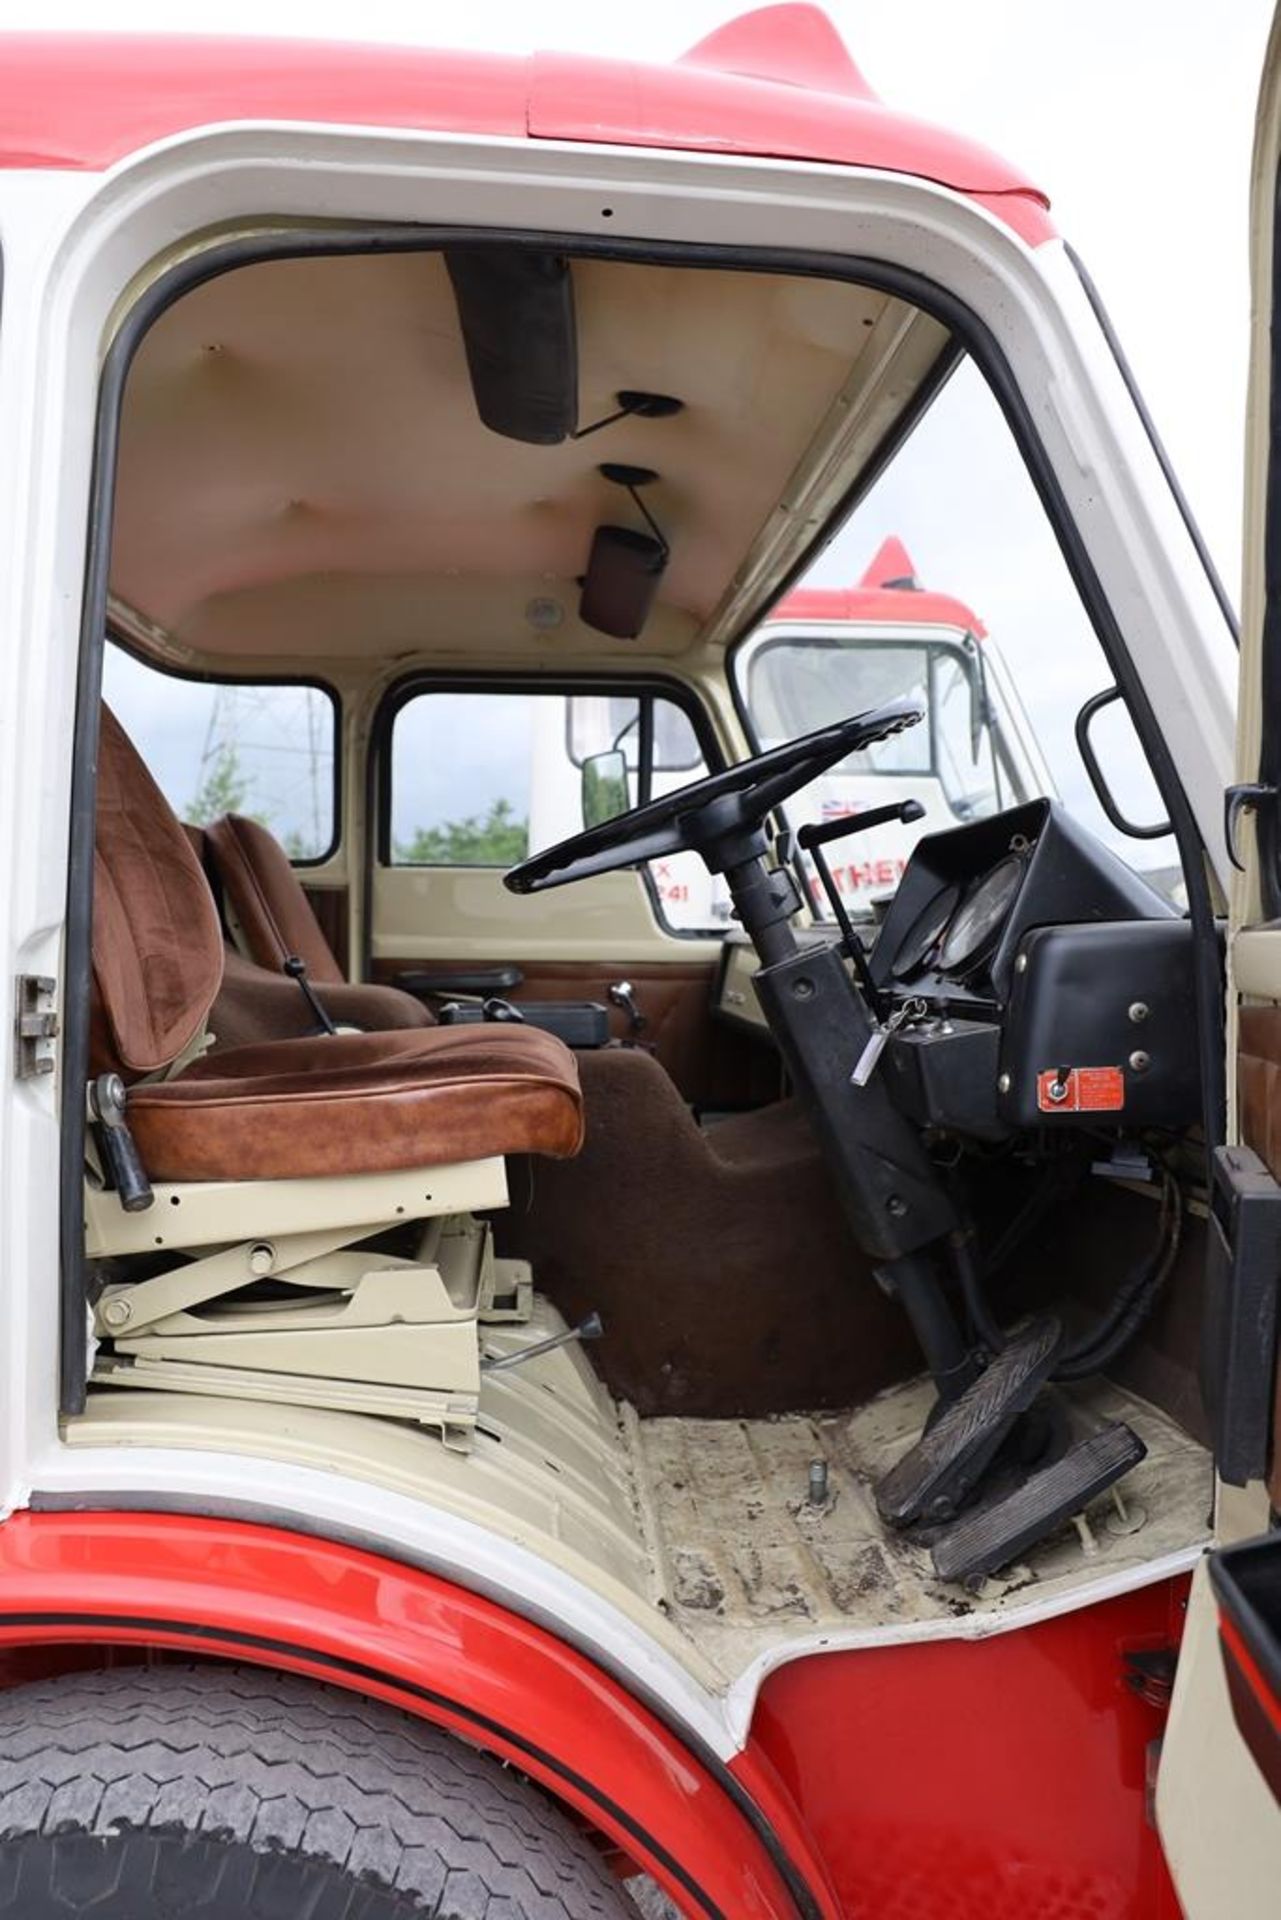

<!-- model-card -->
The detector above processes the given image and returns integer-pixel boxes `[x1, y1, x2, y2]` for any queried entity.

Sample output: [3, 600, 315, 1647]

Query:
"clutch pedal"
[875, 1315, 1063, 1529]
[931, 1422, 1147, 1588]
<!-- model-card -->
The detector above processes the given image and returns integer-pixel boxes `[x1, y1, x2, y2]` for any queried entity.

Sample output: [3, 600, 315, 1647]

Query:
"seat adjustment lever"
[482, 1310, 603, 1373]
[88, 1073, 153, 1213]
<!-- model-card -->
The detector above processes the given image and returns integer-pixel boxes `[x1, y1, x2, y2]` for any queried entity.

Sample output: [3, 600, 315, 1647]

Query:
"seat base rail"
[90, 1212, 530, 1450]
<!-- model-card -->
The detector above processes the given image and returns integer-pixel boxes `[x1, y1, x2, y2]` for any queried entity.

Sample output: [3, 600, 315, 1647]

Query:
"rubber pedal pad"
[930, 1421, 1147, 1588]
[875, 1315, 1064, 1530]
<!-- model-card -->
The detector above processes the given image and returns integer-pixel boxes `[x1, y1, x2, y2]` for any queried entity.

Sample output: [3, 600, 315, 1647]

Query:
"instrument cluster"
[868, 797, 1178, 1016]
[888, 848, 1029, 988]
[865, 798, 1202, 1141]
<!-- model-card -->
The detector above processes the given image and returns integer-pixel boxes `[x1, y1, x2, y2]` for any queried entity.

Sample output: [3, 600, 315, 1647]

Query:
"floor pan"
[71, 1306, 1212, 1694]
[631, 1375, 1212, 1674]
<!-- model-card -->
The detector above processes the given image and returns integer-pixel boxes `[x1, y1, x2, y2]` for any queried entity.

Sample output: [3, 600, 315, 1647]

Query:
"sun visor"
[444, 248, 578, 444]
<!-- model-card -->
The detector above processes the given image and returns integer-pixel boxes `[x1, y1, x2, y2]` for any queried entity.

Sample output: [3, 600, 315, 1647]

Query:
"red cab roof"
[0, 6, 1052, 244]
[775, 537, 987, 637]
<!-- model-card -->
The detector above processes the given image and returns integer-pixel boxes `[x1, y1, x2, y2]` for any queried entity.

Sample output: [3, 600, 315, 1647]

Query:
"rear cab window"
[386, 683, 724, 932]
[102, 642, 339, 861]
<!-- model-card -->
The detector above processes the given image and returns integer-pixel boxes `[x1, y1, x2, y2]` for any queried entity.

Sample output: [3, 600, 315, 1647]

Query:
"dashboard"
[716, 798, 1204, 1140]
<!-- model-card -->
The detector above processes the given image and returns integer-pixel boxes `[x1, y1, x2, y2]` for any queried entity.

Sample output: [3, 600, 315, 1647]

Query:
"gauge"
[890, 882, 962, 979]
[936, 853, 1025, 974]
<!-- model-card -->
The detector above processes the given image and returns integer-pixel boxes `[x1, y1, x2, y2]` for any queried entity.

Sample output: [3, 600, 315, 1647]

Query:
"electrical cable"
[1053, 1169, 1183, 1381]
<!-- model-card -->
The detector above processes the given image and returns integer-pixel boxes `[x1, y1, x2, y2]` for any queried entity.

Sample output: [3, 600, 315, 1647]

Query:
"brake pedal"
[931, 1422, 1147, 1588]
[875, 1315, 1063, 1529]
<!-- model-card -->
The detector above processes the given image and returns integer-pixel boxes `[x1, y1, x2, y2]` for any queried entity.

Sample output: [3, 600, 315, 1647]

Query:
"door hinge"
[1224, 782, 1277, 871]
[15, 975, 58, 1078]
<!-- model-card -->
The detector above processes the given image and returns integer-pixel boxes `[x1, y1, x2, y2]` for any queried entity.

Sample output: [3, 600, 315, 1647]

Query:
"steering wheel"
[505, 699, 923, 894]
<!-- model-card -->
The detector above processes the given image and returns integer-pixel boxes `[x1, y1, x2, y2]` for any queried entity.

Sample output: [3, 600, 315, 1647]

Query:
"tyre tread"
[0, 1665, 634, 1918]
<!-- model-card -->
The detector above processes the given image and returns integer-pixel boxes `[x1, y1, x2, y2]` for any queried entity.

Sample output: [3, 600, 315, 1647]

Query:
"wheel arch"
[0, 1507, 833, 1920]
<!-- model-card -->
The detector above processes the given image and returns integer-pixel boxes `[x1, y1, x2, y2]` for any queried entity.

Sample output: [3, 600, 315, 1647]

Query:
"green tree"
[397, 797, 529, 866]
[186, 745, 258, 826]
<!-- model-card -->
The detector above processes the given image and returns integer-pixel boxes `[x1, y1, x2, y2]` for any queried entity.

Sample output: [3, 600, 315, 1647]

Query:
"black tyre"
[0, 1663, 639, 1917]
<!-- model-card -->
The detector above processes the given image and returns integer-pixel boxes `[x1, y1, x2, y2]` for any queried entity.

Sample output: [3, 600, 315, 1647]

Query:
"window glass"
[389, 687, 721, 931]
[566, 693, 704, 774]
[732, 356, 1181, 916]
[749, 638, 932, 775]
[102, 643, 337, 860]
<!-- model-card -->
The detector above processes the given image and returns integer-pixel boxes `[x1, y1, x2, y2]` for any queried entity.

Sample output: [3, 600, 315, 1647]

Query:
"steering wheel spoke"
[504, 698, 923, 895]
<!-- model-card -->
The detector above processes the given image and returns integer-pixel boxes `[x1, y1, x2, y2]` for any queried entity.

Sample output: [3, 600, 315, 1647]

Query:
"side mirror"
[581, 750, 630, 829]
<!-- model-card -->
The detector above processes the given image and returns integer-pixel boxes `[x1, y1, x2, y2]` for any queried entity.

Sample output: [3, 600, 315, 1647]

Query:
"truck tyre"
[0, 1663, 640, 1917]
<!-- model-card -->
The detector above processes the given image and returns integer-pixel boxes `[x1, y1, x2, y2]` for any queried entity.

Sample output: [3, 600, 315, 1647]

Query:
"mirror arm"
[1074, 686, 1171, 842]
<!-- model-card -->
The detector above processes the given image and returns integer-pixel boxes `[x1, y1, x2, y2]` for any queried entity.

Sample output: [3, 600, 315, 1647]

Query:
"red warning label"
[1036, 1066, 1125, 1114]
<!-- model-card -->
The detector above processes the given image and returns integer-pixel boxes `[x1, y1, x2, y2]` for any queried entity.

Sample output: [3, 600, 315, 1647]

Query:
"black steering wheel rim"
[504, 698, 924, 894]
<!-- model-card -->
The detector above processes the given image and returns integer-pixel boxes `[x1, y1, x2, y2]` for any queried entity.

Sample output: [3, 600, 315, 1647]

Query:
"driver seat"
[86, 705, 583, 1438]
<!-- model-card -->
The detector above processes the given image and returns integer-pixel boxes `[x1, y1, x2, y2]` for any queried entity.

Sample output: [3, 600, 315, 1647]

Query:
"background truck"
[534, 536, 1053, 931]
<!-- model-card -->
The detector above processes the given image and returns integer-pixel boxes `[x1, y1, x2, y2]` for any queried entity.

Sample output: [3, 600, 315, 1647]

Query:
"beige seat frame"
[86, 1157, 533, 1449]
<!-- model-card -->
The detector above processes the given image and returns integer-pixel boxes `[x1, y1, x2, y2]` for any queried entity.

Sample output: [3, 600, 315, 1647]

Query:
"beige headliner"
[109, 247, 949, 668]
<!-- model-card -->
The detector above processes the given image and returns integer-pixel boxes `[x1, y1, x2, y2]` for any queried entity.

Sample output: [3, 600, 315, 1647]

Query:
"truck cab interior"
[72, 232, 1218, 1681]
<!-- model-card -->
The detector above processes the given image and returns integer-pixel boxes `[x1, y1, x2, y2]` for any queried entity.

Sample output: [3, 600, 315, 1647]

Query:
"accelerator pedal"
[875, 1315, 1063, 1530]
[931, 1422, 1147, 1588]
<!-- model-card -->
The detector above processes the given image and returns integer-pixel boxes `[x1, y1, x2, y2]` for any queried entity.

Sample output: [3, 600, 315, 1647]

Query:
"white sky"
[76, 0, 1275, 879]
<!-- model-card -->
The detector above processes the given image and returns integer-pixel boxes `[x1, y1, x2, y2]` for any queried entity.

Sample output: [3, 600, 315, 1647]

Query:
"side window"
[387, 686, 722, 932]
[102, 643, 338, 860]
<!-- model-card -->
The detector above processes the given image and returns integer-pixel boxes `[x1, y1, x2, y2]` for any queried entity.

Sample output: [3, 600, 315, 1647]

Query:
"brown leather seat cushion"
[128, 1025, 583, 1182]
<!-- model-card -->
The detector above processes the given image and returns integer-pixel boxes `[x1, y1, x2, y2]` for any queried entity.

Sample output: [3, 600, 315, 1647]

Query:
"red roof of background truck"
[774, 536, 988, 638]
[0, 6, 1053, 245]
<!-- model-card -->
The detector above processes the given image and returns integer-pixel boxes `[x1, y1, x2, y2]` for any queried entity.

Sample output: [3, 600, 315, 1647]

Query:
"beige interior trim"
[70, 1358, 1209, 1707]
[85, 1157, 508, 1258]
[1157, 1559, 1281, 1919]
[698, 300, 949, 653]
[1228, 925, 1281, 1002]
[109, 248, 947, 666]
[371, 866, 722, 966]
[1227, 928, 1281, 1142]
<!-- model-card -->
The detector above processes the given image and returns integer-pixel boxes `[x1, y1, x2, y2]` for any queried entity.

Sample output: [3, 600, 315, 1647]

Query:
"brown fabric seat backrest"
[204, 813, 343, 984]
[92, 705, 224, 1079]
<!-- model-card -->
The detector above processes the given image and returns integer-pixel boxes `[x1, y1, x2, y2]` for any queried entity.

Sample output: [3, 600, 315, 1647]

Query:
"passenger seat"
[194, 813, 434, 1046]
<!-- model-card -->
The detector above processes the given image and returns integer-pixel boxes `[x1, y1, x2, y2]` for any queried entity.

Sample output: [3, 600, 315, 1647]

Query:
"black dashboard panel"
[869, 800, 1199, 1137]
[869, 799, 1176, 1017]
[997, 919, 1201, 1130]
